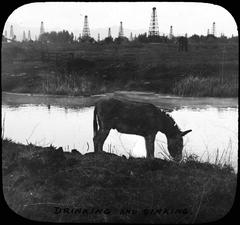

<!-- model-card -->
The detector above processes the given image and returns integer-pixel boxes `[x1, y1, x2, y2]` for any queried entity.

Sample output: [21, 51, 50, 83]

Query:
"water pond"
[2, 93, 238, 170]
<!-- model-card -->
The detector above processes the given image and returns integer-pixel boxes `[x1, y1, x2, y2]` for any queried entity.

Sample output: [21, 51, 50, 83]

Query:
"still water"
[2, 103, 238, 170]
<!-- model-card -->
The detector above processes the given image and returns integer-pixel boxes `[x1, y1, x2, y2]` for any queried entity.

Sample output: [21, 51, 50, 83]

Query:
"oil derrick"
[28, 30, 31, 41]
[118, 21, 124, 37]
[108, 27, 111, 37]
[148, 7, 159, 36]
[22, 31, 26, 41]
[207, 29, 210, 36]
[40, 21, 45, 36]
[82, 15, 90, 38]
[169, 25, 173, 39]
[212, 22, 216, 36]
[10, 25, 14, 39]
[130, 32, 133, 41]
[97, 33, 100, 42]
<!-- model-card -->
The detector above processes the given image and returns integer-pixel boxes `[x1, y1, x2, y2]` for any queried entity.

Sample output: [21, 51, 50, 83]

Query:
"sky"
[3, 2, 238, 40]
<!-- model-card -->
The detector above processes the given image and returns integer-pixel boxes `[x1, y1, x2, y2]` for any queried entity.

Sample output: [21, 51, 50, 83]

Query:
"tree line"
[38, 30, 238, 44]
[3, 29, 237, 44]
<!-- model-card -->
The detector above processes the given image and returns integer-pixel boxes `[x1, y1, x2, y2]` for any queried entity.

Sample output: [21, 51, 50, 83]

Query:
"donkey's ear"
[181, 129, 192, 136]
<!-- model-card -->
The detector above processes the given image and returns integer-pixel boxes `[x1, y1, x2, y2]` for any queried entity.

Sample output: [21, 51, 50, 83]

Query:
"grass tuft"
[172, 75, 238, 97]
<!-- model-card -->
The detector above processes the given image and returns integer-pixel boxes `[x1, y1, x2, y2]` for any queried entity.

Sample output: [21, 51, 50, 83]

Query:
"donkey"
[93, 98, 192, 161]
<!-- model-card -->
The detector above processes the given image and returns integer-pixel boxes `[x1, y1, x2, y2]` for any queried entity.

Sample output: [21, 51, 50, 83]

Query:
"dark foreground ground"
[2, 139, 236, 223]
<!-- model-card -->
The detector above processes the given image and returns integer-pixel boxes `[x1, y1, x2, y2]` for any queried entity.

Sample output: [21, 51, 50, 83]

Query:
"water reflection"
[2, 104, 238, 170]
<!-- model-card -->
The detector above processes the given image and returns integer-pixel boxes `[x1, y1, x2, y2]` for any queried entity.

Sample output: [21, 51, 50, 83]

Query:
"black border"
[1, 1, 239, 225]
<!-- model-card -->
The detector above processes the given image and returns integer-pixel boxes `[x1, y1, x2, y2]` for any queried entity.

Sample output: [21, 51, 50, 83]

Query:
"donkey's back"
[94, 98, 159, 135]
[96, 97, 158, 116]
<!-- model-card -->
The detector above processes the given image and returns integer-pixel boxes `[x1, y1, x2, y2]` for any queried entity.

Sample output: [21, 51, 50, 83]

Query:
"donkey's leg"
[97, 129, 110, 152]
[93, 131, 101, 153]
[145, 135, 155, 158]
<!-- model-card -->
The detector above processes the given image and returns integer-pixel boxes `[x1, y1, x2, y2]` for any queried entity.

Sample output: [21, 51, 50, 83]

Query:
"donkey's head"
[167, 130, 192, 161]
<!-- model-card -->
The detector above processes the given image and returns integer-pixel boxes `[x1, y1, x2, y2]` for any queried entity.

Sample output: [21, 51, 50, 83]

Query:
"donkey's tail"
[93, 107, 98, 136]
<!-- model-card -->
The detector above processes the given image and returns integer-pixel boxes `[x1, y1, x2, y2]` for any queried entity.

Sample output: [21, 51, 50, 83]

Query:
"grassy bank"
[172, 75, 238, 97]
[40, 72, 126, 96]
[2, 139, 236, 223]
[1, 41, 238, 97]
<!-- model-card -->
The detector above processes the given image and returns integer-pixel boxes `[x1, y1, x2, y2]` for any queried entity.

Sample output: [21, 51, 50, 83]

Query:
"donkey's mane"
[158, 109, 181, 136]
